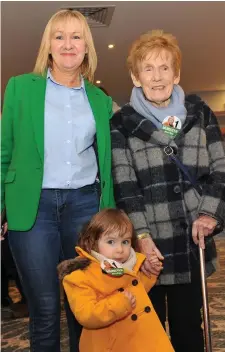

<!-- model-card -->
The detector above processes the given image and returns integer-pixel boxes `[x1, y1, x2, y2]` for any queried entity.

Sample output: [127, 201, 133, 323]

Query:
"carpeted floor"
[207, 235, 225, 351]
[1, 236, 225, 351]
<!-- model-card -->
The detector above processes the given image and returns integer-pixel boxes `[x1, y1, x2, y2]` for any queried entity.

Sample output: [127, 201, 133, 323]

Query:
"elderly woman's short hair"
[127, 29, 181, 79]
[33, 10, 97, 82]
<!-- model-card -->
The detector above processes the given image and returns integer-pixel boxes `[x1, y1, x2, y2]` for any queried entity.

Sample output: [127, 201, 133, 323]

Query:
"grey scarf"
[130, 84, 187, 129]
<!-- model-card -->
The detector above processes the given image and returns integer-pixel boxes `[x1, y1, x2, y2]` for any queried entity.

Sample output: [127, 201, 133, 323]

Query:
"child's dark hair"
[78, 208, 137, 253]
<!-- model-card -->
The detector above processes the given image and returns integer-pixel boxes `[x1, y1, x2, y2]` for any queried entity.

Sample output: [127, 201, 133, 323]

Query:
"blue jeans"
[8, 185, 99, 352]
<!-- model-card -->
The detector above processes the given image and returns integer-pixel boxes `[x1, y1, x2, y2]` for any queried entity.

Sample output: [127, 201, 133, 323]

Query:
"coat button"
[144, 306, 151, 313]
[118, 288, 124, 292]
[180, 222, 188, 229]
[132, 279, 138, 286]
[131, 314, 138, 321]
[173, 185, 181, 193]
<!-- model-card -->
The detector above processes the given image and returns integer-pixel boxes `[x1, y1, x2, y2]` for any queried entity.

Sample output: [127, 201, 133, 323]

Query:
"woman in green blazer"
[1, 9, 115, 352]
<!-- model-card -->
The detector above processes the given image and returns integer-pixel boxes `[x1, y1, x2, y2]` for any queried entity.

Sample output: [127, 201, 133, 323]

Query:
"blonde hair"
[127, 29, 181, 78]
[33, 9, 97, 82]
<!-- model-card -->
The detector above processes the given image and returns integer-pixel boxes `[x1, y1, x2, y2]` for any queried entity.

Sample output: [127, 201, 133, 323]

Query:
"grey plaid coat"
[111, 95, 225, 285]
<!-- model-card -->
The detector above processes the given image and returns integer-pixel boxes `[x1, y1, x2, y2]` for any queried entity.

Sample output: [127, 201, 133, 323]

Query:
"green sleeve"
[1, 77, 15, 211]
[107, 96, 113, 119]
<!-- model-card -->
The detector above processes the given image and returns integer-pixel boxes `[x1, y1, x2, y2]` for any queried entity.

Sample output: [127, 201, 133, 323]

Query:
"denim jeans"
[8, 184, 99, 352]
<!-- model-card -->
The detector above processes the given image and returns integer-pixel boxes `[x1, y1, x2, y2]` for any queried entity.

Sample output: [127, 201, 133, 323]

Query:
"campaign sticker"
[101, 260, 124, 277]
[162, 116, 181, 129]
[162, 116, 182, 137]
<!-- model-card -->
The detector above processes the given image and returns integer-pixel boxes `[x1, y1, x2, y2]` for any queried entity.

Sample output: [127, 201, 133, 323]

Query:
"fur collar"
[57, 257, 91, 281]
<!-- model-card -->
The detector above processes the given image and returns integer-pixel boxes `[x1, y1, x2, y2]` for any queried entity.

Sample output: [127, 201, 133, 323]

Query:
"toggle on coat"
[58, 247, 174, 352]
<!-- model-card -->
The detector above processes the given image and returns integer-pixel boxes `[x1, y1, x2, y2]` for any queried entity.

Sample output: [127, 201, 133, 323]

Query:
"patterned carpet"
[1, 235, 225, 352]
[207, 234, 225, 351]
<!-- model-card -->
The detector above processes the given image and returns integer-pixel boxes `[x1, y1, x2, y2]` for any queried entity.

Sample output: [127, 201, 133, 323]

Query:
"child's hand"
[149, 253, 163, 266]
[148, 254, 163, 276]
[123, 290, 136, 309]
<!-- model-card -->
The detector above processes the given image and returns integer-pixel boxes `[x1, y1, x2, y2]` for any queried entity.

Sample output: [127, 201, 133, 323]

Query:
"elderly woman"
[1, 9, 115, 352]
[110, 30, 225, 352]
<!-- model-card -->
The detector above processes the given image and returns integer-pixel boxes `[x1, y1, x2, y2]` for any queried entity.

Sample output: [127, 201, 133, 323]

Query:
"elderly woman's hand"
[1, 222, 8, 241]
[138, 237, 164, 277]
[192, 215, 218, 249]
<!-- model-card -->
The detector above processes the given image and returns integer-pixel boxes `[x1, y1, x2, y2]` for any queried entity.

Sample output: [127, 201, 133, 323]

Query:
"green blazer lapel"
[84, 80, 101, 119]
[84, 80, 105, 136]
[30, 74, 47, 164]
[85, 80, 104, 133]
[85, 79, 106, 172]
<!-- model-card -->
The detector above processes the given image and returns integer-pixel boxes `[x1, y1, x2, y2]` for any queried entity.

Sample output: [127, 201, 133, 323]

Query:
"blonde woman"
[1, 9, 115, 352]
[111, 30, 225, 352]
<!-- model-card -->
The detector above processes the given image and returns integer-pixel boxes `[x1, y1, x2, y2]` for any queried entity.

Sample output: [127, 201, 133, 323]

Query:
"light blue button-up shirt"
[42, 70, 98, 189]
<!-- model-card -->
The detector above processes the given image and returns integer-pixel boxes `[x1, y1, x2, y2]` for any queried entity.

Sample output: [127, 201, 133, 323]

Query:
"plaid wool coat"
[111, 95, 225, 285]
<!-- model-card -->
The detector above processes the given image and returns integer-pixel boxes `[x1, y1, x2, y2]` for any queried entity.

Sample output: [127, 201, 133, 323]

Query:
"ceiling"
[1, 1, 225, 105]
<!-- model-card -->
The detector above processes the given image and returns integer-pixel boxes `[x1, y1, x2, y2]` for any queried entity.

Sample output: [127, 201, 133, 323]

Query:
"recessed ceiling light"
[108, 44, 115, 49]
[96, 80, 101, 84]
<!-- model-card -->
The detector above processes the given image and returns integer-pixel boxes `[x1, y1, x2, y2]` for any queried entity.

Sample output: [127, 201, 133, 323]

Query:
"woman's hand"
[138, 237, 164, 277]
[192, 215, 217, 249]
[1, 222, 8, 241]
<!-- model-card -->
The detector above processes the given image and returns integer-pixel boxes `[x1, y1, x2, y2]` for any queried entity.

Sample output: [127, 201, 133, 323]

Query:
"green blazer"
[1, 73, 115, 231]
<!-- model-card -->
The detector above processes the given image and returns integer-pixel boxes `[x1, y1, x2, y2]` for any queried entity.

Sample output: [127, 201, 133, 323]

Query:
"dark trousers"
[149, 259, 204, 352]
[8, 185, 99, 352]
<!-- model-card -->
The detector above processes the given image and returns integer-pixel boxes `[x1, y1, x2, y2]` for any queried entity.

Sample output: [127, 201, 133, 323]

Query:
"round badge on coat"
[162, 116, 182, 138]
[162, 116, 182, 129]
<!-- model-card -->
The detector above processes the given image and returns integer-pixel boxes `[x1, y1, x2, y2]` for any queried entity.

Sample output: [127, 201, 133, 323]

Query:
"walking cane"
[199, 245, 212, 352]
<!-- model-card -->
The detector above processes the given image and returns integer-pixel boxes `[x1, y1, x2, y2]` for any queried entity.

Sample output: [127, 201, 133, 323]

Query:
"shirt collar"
[47, 68, 85, 91]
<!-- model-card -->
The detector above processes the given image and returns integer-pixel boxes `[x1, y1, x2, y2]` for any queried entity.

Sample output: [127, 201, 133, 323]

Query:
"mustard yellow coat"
[62, 248, 174, 352]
